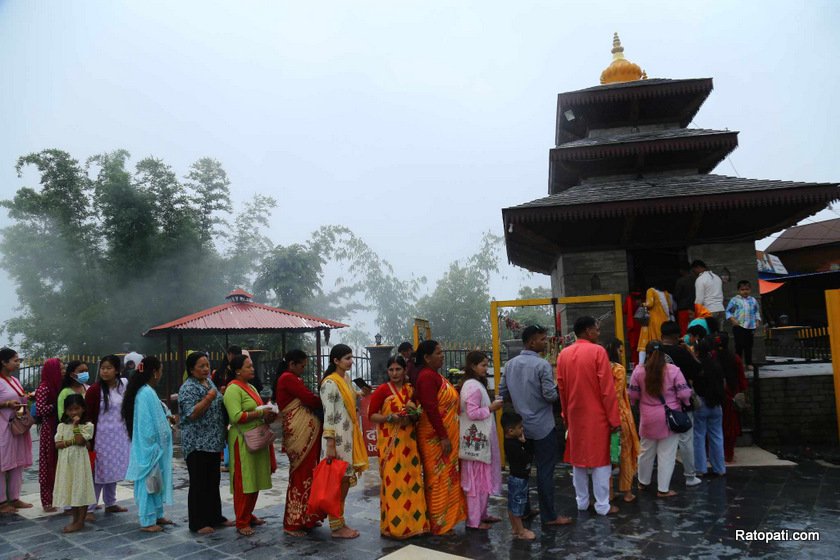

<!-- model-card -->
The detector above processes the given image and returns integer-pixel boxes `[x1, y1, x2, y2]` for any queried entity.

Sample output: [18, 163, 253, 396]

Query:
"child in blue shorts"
[502, 412, 536, 540]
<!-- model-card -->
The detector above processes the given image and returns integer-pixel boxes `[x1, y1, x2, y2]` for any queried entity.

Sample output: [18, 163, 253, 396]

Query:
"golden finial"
[600, 32, 644, 85]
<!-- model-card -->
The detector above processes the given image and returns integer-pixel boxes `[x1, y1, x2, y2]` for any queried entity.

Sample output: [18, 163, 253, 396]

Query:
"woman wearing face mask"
[34, 358, 63, 512]
[85, 355, 131, 514]
[57, 361, 90, 422]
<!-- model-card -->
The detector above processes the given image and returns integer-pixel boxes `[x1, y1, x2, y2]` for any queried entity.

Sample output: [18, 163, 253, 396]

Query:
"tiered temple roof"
[503, 34, 839, 273]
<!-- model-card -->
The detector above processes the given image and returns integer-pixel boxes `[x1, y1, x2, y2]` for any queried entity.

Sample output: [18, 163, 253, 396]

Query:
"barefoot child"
[53, 394, 95, 533]
[502, 412, 535, 540]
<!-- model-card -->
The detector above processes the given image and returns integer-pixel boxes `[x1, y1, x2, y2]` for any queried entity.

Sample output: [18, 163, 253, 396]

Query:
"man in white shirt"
[691, 260, 725, 331]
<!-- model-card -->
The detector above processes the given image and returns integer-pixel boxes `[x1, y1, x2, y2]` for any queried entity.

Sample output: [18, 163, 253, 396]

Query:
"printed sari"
[281, 395, 324, 531]
[611, 362, 640, 493]
[373, 382, 429, 539]
[417, 376, 465, 534]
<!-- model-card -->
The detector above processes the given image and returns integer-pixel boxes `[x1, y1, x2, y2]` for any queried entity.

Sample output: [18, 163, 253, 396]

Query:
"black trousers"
[186, 450, 226, 531]
[732, 325, 754, 367]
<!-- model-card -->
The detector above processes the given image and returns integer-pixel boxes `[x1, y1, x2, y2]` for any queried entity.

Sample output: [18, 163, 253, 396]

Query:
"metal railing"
[765, 326, 831, 361]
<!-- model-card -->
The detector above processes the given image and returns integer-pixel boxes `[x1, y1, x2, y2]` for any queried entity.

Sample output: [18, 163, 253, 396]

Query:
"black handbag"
[658, 378, 692, 434]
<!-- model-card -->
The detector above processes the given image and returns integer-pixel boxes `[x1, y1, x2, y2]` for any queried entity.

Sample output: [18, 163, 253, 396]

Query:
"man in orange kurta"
[556, 316, 621, 516]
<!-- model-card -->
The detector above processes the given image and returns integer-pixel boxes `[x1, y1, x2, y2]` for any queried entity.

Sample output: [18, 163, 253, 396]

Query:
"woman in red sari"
[414, 340, 466, 535]
[34, 358, 63, 512]
[274, 349, 324, 536]
[715, 334, 749, 463]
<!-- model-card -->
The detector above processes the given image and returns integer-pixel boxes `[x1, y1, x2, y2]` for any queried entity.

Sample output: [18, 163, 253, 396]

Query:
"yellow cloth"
[637, 288, 673, 351]
[611, 362, 640, 493]
[321, 372, 368, 473]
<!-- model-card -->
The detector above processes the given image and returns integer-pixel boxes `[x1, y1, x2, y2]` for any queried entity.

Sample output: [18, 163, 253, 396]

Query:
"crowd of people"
[0, 290, 752, 542]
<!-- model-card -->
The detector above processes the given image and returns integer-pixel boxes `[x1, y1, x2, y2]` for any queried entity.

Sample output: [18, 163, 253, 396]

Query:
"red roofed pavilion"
[144, 289, 347, 390]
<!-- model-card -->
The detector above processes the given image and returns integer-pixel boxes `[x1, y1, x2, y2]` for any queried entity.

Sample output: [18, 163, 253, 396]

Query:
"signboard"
[359, 393, 379, 457]
[756, 251, 789, 275]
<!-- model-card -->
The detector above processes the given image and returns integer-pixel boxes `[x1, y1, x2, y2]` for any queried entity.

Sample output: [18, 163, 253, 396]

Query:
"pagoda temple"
[502, 34, 839, 360]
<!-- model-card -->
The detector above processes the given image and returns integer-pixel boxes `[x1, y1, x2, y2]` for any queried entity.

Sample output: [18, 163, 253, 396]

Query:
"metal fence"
[764, 327, 831, 361]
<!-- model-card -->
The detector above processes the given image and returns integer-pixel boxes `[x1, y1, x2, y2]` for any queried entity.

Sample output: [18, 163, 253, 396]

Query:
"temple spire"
[600, 32, 646, 85]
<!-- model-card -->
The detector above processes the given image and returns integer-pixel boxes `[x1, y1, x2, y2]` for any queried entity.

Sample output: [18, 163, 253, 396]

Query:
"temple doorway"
[628, 247, 688, 294]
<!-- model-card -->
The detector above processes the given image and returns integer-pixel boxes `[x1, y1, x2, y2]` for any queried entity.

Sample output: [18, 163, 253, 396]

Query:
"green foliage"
[507, 286, 554, 330]
[1, 149, 232, 355]
[415, 232, 502, 344]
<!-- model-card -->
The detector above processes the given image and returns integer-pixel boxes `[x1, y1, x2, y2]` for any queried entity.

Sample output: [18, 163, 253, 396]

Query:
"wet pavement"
[2, 436, 838, 559]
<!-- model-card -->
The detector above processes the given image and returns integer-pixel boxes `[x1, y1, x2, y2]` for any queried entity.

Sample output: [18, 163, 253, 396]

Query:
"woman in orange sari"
[414, 340, 466, 535]
[369, 356, 429, 539]
[275, 349, 324, 536]
[604, 339, 640, 503]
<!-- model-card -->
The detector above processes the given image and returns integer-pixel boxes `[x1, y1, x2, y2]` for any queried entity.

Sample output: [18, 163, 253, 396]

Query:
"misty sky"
[1, 1, 838, 342]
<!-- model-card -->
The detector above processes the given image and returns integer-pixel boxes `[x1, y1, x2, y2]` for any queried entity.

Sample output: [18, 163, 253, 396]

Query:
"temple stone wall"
[753, 373, 838, 445]
[687, 242, 765, 362]
[551, 249, 629, 342]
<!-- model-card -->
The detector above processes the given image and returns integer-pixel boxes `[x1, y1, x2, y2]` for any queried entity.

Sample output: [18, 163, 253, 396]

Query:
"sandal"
[657, 490, 678, 498]
[105, 505, 127, 513]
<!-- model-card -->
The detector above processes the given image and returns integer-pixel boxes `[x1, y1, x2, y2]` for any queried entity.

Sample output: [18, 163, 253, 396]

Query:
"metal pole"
[316, 329, 322, 383]
[825, 289, 840, 442]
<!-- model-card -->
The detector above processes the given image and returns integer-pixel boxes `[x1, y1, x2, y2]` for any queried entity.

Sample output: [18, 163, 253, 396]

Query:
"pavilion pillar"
[177, 333, 185, 395]
[282, 332, 287, 355]
[315, 329, 322, 383]
[166, 333, 172, 388]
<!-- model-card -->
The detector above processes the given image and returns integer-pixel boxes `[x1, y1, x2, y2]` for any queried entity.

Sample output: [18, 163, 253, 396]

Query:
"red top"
[275, 371, 322, 412]
[414, 368, 446, 439]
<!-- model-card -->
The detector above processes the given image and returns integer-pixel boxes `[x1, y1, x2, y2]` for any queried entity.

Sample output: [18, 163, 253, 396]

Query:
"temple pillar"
[551, 249, 629, 343]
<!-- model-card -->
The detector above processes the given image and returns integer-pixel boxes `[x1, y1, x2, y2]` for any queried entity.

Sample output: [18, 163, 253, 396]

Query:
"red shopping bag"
[307, 458, 348, 518]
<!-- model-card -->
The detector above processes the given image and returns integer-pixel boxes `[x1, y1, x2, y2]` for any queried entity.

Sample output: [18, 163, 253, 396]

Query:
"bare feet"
[468, 523, 492, 530]
[85, 513, 96, 522]
[331, 526, 360, 539]
[251, 516, 266, 526]
[11, 500, 33, 509]
[141, 525, 163, 533]
[545, 515, 573, 526]
[623, 493, 637, 503]
[43, 505, 59, 513]
[514, 528, 536, 540]
[606, 505, 620, 515]
[156, 517, 174, 525]
[657, 490, 678, 498]
[197, 526, 215, 535]
[221, 520, 235, 527]
[237, 526, 255, 536]
[105, 505, 127, 513]
[0, 504, 17, 515]
[482, 515, 502, 523]
[284, 529, 307, 537]
[62, 522, 85, 533]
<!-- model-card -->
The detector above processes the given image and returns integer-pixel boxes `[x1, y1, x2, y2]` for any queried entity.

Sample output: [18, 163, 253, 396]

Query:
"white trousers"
[676, 413, 696, 478]
[572, 465, 611, 515]
[638, 434, 679, 493]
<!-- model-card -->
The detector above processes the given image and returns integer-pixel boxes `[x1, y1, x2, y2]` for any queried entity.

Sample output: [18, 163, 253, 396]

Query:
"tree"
[185, 157, 232, 244]
[1, 149, 234, 355]
[227, 194, 277, 289]
[415, 232, 502, 344]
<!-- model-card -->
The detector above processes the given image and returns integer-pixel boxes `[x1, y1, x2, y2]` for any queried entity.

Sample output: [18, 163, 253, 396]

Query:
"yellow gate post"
[825, 289, 840, 441]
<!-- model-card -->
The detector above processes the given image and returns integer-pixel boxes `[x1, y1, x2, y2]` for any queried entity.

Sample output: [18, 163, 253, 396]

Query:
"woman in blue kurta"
[122, 356, 174, 532]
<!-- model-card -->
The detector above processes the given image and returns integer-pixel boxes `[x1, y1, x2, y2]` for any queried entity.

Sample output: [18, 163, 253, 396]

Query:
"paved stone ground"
[2, 428, 838, 559]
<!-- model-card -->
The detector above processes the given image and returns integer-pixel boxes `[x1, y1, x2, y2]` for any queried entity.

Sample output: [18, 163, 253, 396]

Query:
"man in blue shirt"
[500, 325, 573, 526]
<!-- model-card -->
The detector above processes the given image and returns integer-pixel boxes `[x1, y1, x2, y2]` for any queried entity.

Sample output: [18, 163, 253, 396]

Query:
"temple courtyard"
[0, 428, 837, 560]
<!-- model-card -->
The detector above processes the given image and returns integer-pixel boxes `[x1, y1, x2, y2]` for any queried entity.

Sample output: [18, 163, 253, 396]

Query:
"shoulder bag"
[2, 376, 34, 435]
[658, 376, 692, 434]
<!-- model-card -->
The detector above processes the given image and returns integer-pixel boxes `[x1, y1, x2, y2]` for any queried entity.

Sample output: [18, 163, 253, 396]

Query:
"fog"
[1, 0, 838, 344]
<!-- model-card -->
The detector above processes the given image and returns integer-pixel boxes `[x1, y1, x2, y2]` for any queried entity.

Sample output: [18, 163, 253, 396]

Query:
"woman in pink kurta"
[0, 348, 34, 514]
[628, 342, 692, 497]
[34, 358, 63, 511]
[458, 351, 502, 530]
